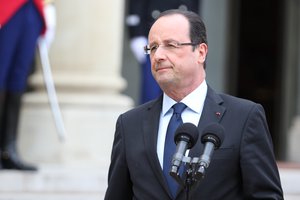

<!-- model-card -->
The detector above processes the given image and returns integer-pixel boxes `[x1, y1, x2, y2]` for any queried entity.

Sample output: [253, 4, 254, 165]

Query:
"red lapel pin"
[215, 112, 221, 117]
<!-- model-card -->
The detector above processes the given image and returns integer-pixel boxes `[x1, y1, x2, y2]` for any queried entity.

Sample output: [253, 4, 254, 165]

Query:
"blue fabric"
[140, 56, 162, 104]
[163, 102, 187, 198]
[0, 1, 43, 92]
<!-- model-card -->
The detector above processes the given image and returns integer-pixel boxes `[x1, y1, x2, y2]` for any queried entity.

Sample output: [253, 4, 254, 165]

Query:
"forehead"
[149, 14, 190, 42]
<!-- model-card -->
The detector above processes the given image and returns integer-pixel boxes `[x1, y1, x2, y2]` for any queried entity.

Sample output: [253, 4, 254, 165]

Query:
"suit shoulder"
[121, 98, 160, 118]
[219, 93, 254, 103]
[218, 93, 261, 110]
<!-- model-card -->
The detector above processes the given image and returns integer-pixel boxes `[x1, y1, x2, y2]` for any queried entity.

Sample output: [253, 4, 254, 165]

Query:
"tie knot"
[172, 102, 187, 115]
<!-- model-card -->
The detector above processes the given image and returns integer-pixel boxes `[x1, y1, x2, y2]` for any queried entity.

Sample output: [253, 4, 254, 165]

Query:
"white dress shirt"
[157, 80, 208, 168]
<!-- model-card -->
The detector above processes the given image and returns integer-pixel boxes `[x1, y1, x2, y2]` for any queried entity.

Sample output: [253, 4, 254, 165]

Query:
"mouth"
[155, 64, 172, 72]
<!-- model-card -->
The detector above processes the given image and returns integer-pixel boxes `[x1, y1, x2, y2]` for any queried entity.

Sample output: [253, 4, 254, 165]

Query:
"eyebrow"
[149, 39, 179, 46]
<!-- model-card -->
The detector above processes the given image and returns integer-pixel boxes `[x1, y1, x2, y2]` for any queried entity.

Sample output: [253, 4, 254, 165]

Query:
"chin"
[157, 77, 175, 88]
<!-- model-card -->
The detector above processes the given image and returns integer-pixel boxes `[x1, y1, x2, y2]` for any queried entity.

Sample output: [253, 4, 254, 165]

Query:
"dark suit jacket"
[105, 87, 283, 200]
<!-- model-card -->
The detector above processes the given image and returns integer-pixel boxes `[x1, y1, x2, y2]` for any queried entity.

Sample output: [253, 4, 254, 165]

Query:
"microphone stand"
[184, 162, 193, 200]
[170, 156, 207, 200]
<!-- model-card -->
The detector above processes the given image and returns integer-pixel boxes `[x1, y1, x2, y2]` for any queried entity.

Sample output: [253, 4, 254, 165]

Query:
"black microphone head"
[201, 123, 225, 148]
[174, 123, 199, 149]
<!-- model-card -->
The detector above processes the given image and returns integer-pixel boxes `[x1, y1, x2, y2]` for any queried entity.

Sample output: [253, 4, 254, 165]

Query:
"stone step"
[278, 162, 300, 199]
[0, 193, 102, 200]
[0, 164, 107, 200]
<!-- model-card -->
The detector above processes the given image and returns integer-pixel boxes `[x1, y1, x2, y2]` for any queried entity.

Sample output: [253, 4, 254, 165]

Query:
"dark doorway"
[232, 0, 285, 159]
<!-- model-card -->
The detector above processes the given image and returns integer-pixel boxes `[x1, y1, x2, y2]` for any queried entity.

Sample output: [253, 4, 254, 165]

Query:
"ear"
[197, 43, 208, 64]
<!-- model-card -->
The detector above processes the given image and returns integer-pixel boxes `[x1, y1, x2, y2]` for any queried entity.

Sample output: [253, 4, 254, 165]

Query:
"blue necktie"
[163, 102, 187, 198]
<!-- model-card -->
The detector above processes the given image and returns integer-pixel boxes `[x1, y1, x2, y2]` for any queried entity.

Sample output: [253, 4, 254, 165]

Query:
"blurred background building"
[1, 0, 300, 199]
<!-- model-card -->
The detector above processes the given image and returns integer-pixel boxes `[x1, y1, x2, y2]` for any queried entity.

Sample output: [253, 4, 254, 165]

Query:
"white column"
[285, 0, 300, 162]
[18, 0, 133, 167]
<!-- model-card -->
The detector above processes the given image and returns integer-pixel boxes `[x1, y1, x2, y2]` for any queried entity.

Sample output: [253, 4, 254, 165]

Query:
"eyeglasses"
[144, 41, 198, 55]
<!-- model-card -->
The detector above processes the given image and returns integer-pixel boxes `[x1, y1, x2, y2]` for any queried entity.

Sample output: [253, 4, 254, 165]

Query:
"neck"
[164, 80, 204, 102]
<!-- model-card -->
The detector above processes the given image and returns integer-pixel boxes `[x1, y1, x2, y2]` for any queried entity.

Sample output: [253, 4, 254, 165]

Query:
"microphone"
[170, 123, 199, 176]
[195, 123, 225, 180]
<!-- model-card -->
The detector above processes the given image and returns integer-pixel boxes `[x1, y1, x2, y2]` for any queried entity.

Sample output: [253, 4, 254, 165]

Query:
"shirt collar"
[162, 80, 208, 116]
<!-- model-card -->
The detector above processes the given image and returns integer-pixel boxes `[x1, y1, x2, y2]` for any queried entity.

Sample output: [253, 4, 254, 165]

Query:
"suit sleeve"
[104, 115, 133, 200]
[240, 104, 283, 199]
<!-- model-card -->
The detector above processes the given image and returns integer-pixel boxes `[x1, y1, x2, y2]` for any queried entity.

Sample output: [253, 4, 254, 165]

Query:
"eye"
[150, 44, 159, 53]
[165, 42, 178, 49]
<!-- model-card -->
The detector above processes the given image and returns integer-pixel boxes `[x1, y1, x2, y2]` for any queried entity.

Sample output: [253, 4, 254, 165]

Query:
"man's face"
[148, 14, 207, 95]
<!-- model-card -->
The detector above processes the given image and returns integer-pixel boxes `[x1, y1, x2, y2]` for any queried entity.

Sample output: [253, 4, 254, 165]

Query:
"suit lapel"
[176, 87, 226, 197]
[142, 88, 227, 198]
[142, 96, 172, 195]
[189, 86, 226, 158]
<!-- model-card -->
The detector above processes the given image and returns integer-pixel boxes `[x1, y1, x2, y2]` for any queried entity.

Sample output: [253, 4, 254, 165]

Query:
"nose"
[152, 46, 167, 61]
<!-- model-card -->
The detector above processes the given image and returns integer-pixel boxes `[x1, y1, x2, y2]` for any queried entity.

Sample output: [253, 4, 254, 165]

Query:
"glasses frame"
[143, 42, 199, 55]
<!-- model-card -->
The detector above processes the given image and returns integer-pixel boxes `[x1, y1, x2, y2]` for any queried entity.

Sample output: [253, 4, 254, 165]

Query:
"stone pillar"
[284, 0, 300, 162]
[18, 0, 133, 167]
[288, 34, 300, 162]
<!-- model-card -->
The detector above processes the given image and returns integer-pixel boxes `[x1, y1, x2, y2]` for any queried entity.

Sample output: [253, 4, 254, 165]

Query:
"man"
[126, 0, 200, 104]
[105, 9, 283, 199]
[0, 0, 55, 171]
